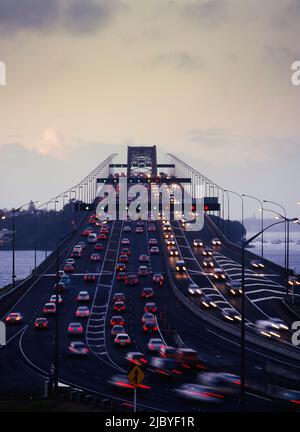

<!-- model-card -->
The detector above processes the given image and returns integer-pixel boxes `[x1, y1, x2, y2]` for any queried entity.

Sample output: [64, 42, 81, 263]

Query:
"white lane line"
[252, 296, 283, 303]
[0, 325, 27, 349]
[247, 288, 286, 295]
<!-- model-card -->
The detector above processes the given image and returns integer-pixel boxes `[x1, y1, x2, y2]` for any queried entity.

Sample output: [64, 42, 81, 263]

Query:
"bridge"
[0, 146, 299, 412]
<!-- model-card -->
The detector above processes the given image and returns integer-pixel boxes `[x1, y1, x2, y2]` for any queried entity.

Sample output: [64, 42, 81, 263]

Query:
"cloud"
[26, 128, 65, 159]
[181, 0, 227, 28]
[153, 51, 205, 70]
[0, 0, 121, 35]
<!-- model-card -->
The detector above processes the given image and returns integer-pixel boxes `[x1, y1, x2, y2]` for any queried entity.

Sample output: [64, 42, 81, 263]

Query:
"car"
[143, 320, 158, 332]
[139, 254, 149, 262]
[150, 246, 160, 255]
[166, 239, 175, 246]
[114, 301, 126, 312]
[135, 226, 144, 234]
[90, 253, 101, 262]
[97, 233, 107, 241]
[175, 348, 204, 370]
[255, 320, 281, 338]
[202, 247, 213, 257]
[175, 260, 187, 272]
[250, 260, 265, 270]
[53, 281, 65, 293]
[164, 233, 174, 240]
[159, 345, 177, 359]
[75, 306, 90, 318]
[200, 295, 217, 309]
[77, 241, 86, 250]
[82, 227, 93, 236]
[212, 238, 222, 247]
[188, 283, 202, 296]
[116, 262, 126, 272]
[169, 247, 179, 257]
[271, 387, 300, 408]
[212, 269, 227, 281]
[110, 315, 125, 327]
[150, 357, 182, 377]
[64, 263, 74, 273]
[147, 338, 165, 353]
[142, 312, 155, 324]
[113, 292, 125, 302]
[71, 250, 81, 258]
[68, 341, 89, 356]
[148, 225, 156, 232]
[84, 273, 96, 282]
[125, 274, 139, 285]
[111, 325, 125, 337]
[65, 258, 75, 266]
[138, 265, 149, 276]
[175, 384, 224, 403]
[288, 275, 300, 286]
[100, 227, 109, 234]
[144, 302, 157, 313]
[203, 258, 215, 269]
[269, 318, 289, 331]
[117, 272, 128, 281]
[115, 333, 131, 346]
[153, 273, 164, 284]
[73, 245, 83, 253]
[77, 291, 90, 302]
[123, 225, 131, 232]
[193, 239, 204, 248]
[5, 312, 23, 325]
[149, 238, 158, 246]
[198, 372, 240, 396]
[50, 294, 63, 305]
[137, 220, 144, 226]
[34, 317, 48, 329]
[88, 233, 98, 243]
[121, 247, 131, 256]
[125, 352, 148, 366]
[94, 243, 104, 251]
[163, 225, 172, 232]
[225, 280, 242, 295]
[121, 238, 130, 245]
[89, 215, 96, 223]
[60, 275, 70, 285]
[221, 308, 241, 322]
[108, 374, 150, 390]
[141, 287, 154, 298]
[119, 254, 129, 263]
[67, 322, 84, 336]
[43, 302, 56, 315]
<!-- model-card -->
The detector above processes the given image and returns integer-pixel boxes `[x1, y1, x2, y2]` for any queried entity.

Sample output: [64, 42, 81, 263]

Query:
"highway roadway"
[1, 210, 300, 411]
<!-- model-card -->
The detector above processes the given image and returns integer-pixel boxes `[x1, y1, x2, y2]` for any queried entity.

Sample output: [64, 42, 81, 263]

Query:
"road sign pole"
[134, 387, 137, 413]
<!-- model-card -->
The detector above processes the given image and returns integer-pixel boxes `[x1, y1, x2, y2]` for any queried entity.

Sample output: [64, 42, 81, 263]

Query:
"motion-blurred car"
[67, 322, 84, 336]
[200, 295, 217, 309]
[175, 384, 224, 403]
[221, 308, 241, 322]
[288, 276, 300, 286]
[75, 306, 90, 318]
[84, 273, 96, 282]
[212, 238, 222, 247]
[144, 302, 157, 313]
[141, 287, 154, 298]
[193, 239, 204, 248]
[269, 317, 289, 331]
[43, 303, 56, 315]
[255, 320, 281, 338]
[90, 253, 101, 262]
[5, 312, 23, 325]
[77, 291, 90, 302]
[111, 325, 125, 337]
[147, 338, 165, 353]
[82, 227, 93, 236]
[50, 294, 63, 305]
[114, 333, 131, 346]
[125, 352, 148, 366]
[175, 348, 204, 370]
[159, 345, 177, 359]
[250, 260, 265, 270]
[225, 280, 242, 295]
[110, 315, 125, 327]
[34, 317, 48, 329]
[150, 357, 182, 377]
[68, 341, 89, 356]
[125, 274, 139, 285]
[108, 374, 150, 390]
[142, 312, 155, 324]
[198, 372, 240, 396]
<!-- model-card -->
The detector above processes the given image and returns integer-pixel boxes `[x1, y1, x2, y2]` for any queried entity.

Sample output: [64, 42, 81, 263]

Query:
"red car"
[119, 254, 129, 263]
[90, 253, 101, 262]
[153, 273, 164, 284]
[113, 301, 126, 312]
[64, 264, 74, 273]
[83, 228, 93, 236]
[98, 233, 107, 240]
[116, 263, 126, 272]
[125, 274, 139, 286]
[94, 243, 104, 251]
[144, 302, 157, 313]
[84, 273, 96, 282]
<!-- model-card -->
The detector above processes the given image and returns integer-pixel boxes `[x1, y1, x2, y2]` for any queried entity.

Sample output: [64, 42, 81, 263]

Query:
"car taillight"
[291, 399, 300, 405]
[141, 358, 148, 363]
[172, 369, 182, 375]
[116, 381, 134, 388]
[182, 363, 191, 369]
[143, 326, 147, 331]
[157, 368, 169, 375]
[154, 326, 158, 331]
[139, 384, 151, 389]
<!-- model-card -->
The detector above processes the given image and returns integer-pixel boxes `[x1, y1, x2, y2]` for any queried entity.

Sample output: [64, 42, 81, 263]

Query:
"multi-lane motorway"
[1, 207, 300, 411]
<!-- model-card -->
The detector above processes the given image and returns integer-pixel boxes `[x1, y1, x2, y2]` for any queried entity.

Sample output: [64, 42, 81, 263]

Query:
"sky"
[0, 0, 299, 220]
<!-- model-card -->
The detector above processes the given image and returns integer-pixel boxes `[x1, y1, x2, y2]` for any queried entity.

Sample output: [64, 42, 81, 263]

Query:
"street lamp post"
[242, 194, 264, 259]
[263, 200, 287, 270]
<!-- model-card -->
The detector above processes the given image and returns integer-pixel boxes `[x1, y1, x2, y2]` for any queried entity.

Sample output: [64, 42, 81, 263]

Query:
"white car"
[88, 233, 97, 243]
[147, 338, 165, 353]
[123, 226, 131, 232]
[65, 258, 75, 266]
[175, 384, 224, 403]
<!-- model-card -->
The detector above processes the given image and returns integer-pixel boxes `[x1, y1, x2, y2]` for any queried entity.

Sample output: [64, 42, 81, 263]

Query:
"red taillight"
[182, 363, 191, 369]
[172, 369, 182, 375]
[141, 358, 148, 363]
[233, 380, 241, 385]
[116, 381, 134, 389]
[143, 326, 147, 331]
[157, 368, 169, 375]
[139, 384, 151, 389]
[154, 326, 158, 331]
[203, 391, 224, 399]
[291, 399, 300, 405]
[196, 363, 205, 369]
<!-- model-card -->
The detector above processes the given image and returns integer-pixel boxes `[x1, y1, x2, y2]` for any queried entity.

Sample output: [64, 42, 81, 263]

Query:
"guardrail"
[158, 222, 300, 362]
